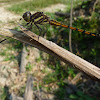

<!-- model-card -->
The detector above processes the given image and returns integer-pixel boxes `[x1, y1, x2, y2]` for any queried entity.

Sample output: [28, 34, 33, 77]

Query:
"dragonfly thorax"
[23, 11, 31, 22]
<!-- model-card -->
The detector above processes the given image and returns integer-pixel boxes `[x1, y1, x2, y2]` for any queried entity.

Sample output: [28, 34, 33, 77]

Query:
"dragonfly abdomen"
[49, 20, 99, 37]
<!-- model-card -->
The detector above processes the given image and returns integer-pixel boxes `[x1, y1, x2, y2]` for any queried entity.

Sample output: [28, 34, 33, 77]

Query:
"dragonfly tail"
[49, 20, 100, 37]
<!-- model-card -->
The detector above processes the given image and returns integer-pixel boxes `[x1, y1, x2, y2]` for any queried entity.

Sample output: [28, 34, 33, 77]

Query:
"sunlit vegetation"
[0, 0, 100, 100]
[7, 0, 82, 14]
[0, 0, 24, 3]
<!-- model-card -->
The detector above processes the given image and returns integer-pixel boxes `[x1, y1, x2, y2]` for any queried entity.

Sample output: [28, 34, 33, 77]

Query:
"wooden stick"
[24, 75, 33, 100]
[19, 43, 27, 73]
[0, 26, 100, 81]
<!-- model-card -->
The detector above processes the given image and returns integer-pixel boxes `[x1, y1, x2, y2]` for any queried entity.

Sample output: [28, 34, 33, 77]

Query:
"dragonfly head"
[22, 11, 31, 22]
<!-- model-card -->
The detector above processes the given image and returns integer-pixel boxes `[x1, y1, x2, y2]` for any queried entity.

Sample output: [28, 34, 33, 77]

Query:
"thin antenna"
[69, 0, 73, 52]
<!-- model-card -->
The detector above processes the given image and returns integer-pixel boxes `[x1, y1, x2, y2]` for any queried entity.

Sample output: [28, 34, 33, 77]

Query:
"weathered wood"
[71, 72, 83, 85]
[19, 43, 27, 73]
[0, 26, 100, 81]
[24, 75, 33, 100]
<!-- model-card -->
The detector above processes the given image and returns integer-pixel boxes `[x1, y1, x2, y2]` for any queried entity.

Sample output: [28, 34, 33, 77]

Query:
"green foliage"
[69, 94, 78, 99]
[8, 6, 24, 14]
[69, 91, 95, 100]
[8, 39, 22, 50]
[13, 26, 21, 31]
[7, 0, 82, 14]
[0, 39, 22, 62]
[0, 48, 7, 56]
[0, 20, 3, 23]
[0, 0, 24, 3]
[54, 85, 66, 100]
[71, 14, 100, 65]
[0, 86, 9, 100]
[68, 67, 76, 77]
[44, 60, 75, 85]
[4, 54, 15, 61]
[0, 47, 15, 61]
[55, 88, 95, 100]
[35, 56, 42, 62]
[7, 0, 67, 14]
[81, 0, 90, 9]
[26, 62, 33, 71]
[43, 72, 58, 84]
[0, 88, 7, 100]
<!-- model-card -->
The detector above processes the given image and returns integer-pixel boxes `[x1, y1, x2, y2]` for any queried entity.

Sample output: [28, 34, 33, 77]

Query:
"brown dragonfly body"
[22, 11, 100, 37]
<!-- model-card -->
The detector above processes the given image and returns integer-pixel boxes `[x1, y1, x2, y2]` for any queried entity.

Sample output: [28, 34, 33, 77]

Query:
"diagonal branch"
[0, 26, 100, 81]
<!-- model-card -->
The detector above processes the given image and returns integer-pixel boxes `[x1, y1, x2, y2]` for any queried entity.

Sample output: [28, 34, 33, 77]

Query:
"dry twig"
[0, 26, 100, 81]
[24, 75, 33, 100]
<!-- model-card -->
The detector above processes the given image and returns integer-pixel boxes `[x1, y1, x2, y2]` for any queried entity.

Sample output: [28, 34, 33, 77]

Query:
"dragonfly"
[21, 11, 100, 37]
[0, 11, 99, 43]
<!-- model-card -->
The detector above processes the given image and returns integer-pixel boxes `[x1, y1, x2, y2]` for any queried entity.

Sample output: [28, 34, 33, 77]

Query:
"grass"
[0, 47, 16, 61]
[0, 0, 25, 3]
[0, 20, 3, 23]
[7, 0, 82, 14]
[69, 91, 95, 100]
[0, 86, 9, 100]
[26, 62, 33, 71]
[0, 38, 22, 61]
[8, 0, 67, 14]
[35, 56, 42, 62]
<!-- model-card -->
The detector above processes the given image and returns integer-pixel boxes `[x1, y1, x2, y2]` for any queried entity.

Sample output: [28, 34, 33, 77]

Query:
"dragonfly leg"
[25, 22, 32, 30]
[34, 23, 42, 34]
[43, 32, 46, 37]
[25, 22, 30, 26]
[26, 22, 32, 30]
[34, 23, 42, 39]
[29, 22, 33, 30]
[0, 38, 7, 43]
[42, 28, 47, 37]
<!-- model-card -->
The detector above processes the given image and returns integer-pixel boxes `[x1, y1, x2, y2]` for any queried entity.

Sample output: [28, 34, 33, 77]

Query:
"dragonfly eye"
[23, 11, 31, 22]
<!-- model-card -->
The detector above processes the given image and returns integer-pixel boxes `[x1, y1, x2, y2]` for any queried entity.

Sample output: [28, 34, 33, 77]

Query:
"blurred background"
[0, 0, 100, 100]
